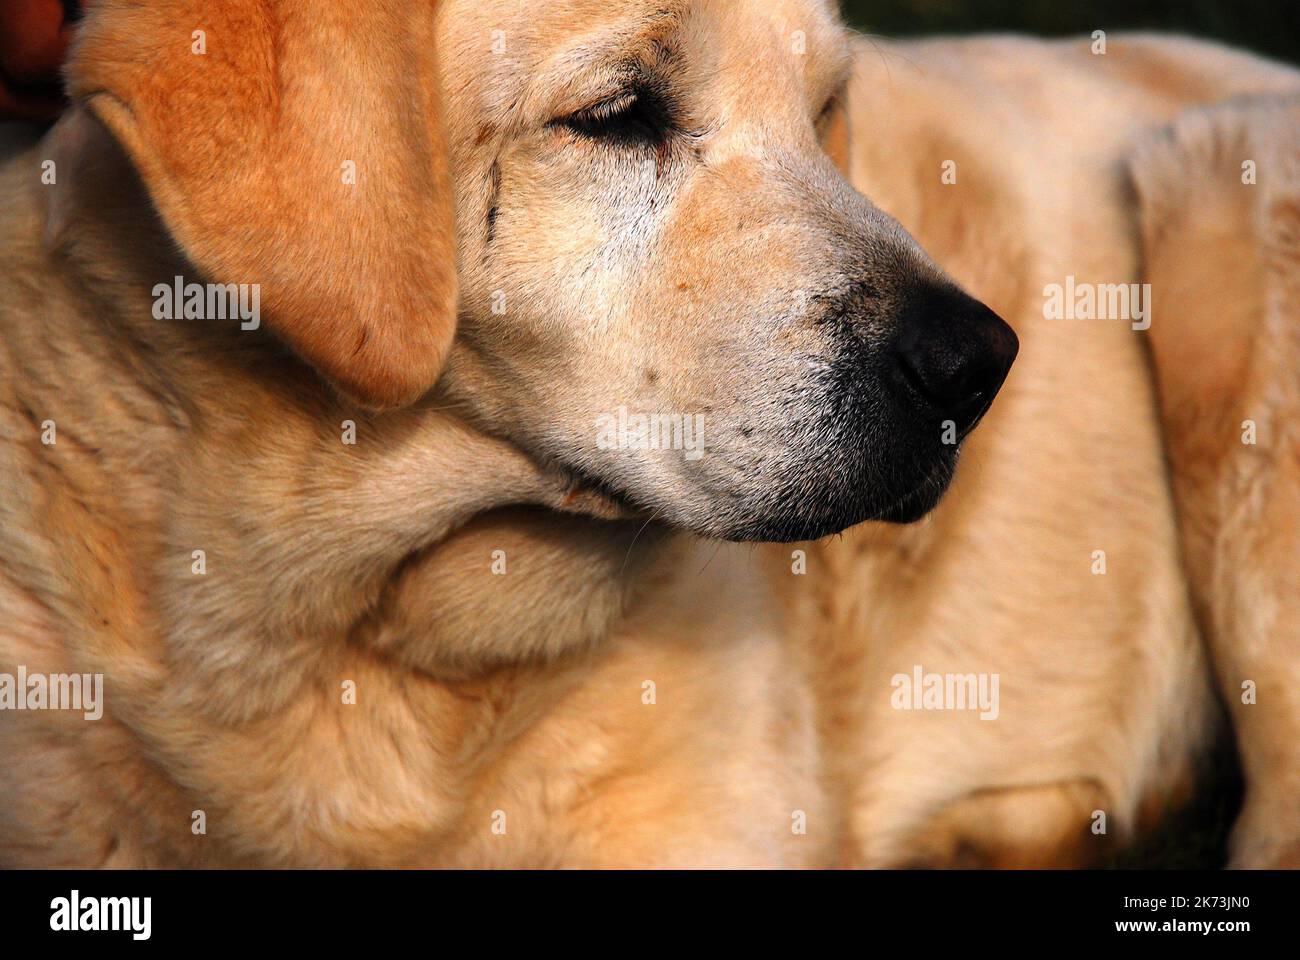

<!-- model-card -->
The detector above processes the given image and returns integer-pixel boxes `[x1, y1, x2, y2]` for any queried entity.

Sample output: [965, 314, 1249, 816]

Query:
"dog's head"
[435, 0, 1017, 541]
[65, 0, 1015, 545]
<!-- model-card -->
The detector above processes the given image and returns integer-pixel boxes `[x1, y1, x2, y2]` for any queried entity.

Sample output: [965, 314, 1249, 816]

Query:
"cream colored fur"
[1132, 93, 1300, 868]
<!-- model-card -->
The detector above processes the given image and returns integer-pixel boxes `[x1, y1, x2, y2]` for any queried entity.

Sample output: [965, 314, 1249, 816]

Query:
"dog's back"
[801, 33, 1300, 866]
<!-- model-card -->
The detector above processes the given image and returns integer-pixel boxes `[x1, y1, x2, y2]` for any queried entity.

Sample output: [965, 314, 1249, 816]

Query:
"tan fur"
[0, 4, 1297, 868]
[1132, 94, 1300, 868]
[795, 33, 1300, 868]
[68, 0, 459, 410]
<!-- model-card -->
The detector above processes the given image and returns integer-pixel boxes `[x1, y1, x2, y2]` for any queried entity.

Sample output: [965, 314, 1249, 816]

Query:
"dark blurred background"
[840, 0, 1300, 65]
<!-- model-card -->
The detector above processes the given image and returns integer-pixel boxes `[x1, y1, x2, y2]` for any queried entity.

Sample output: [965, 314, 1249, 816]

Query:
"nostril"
[892, 344, 956, 406]
[894, 340, 990, 406]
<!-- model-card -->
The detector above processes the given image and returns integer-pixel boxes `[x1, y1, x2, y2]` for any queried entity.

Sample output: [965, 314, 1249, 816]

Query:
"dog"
[0, 0, 1295, 867]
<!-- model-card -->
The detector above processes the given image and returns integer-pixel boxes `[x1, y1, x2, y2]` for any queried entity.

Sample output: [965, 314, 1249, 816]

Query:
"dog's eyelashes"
[556, 89, 671, 145]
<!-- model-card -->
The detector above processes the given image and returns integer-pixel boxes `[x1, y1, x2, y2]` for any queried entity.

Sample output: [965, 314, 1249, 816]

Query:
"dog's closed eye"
[554, 86, 673, 145]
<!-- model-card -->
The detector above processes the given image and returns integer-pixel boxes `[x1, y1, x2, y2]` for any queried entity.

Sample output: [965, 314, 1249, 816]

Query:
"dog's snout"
[888, 285, 1019, 432]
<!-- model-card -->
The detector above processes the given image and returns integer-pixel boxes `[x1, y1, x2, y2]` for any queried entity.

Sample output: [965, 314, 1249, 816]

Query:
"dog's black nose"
[888, 285, 1019, 433]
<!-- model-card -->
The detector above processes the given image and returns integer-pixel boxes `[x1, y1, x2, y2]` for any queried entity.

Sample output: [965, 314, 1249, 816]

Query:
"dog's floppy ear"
[65, 0, 457, 410]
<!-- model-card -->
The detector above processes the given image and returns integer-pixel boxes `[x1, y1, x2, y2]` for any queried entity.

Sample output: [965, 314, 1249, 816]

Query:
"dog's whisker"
[620, 507, 664, 578]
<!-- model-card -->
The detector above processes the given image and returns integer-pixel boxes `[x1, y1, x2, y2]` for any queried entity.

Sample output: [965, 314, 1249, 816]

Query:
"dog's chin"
[869, 452, 962, 525]
[550, 450, 958, 544]
[710, 478, 951, 543]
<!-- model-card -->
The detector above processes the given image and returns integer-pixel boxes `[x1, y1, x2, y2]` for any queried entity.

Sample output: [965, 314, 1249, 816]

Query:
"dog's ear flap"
[65, 0, 457, 410]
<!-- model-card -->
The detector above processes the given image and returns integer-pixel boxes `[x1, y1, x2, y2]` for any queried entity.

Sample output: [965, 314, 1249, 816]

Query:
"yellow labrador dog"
[0, 0, 1296, 867]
